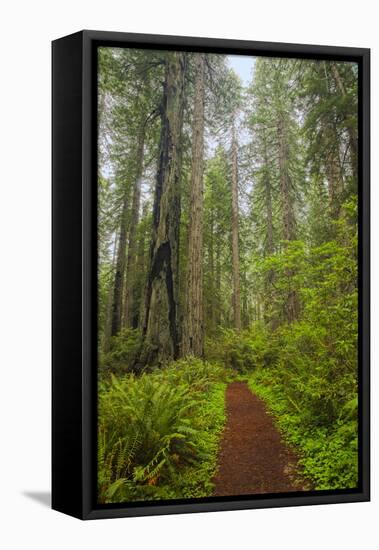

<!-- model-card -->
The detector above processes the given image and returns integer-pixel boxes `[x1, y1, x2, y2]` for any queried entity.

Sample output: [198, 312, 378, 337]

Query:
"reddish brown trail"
[213, 381, 307, 496]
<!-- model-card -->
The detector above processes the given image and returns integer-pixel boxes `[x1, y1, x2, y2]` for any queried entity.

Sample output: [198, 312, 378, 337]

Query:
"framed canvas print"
[52, 30, 370, 519]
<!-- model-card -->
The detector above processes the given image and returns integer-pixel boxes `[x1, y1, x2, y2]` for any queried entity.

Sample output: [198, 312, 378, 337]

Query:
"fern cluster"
[98, 358, 227, 503]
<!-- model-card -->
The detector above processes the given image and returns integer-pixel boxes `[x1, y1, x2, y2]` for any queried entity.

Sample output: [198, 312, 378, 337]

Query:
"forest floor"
[213, 381, 308, 496]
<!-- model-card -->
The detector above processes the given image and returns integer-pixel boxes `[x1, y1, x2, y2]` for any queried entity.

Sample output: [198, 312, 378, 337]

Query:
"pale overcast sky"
[227, 55, 255, 86]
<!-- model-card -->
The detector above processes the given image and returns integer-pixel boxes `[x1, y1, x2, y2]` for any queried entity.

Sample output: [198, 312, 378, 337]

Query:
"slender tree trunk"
[208, 209, 216, 332]
[241, 270, 249, 328]
[263, 136, 276, 326]
[321, 65, 344, 218]
[183, 53, 205, 357]
[265, 173, 274, 255]
[103, 231, 118, 351]
[277, 116, 299, 323]
[123, 122, 146, 328]
[331, 63, 358, 183]
[137, 204, 148, 330]
[111, 192, 129, 336]
[278, 118, 295, 242]
[263, 167, 275, 321]
[325, 127, 342, 216]
[231, 118, 241, 331]
[140, 52, 187, 366]
[215, 234, 221, 327]
[264, 139, 274, 255]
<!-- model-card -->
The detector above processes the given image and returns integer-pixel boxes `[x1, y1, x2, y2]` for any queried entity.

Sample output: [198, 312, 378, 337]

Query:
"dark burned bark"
[139, 52, 187, 367]
[183, 53, 205, 357]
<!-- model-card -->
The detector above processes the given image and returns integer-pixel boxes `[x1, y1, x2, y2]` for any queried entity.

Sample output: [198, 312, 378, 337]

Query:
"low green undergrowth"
[98, 357, 227, 503]
[249, 367, 358, 490]
[205, 324, 272, 372]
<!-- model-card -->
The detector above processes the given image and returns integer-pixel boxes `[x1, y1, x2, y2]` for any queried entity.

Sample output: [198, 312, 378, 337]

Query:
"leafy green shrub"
[163, 356, 231, 390]
[206, 324, 272, 372]
[249, 372, 358, 489]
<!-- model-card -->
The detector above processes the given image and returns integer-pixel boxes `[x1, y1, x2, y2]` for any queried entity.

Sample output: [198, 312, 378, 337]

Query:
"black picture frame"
[52, 30, 370, 520]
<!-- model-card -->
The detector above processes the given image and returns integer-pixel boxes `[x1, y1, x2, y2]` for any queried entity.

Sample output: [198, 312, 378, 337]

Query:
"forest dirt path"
[213, 381, 306, 496]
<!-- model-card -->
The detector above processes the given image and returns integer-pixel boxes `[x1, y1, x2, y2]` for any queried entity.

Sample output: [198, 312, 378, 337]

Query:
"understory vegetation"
[249, 369, 358, 490]
[98, 358, 228, 503]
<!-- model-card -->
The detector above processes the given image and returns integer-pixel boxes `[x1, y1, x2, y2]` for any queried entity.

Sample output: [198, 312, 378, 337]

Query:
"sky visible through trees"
[97, 47, 359, 504]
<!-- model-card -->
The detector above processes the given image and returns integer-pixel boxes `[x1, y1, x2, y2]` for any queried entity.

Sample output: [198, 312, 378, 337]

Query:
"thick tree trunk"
[182, 53, 205, 357]
[231, 119, 241, 331]
[277, 116, 299, 323]
[111, 193, 129, 336]
[140, 52, 187, 366]
[123, 122, 146, 328]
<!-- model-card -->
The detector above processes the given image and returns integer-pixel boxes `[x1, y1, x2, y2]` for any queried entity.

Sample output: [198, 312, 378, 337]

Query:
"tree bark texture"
[141, 52, 187, 366]
[182, 53, 205, 356]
